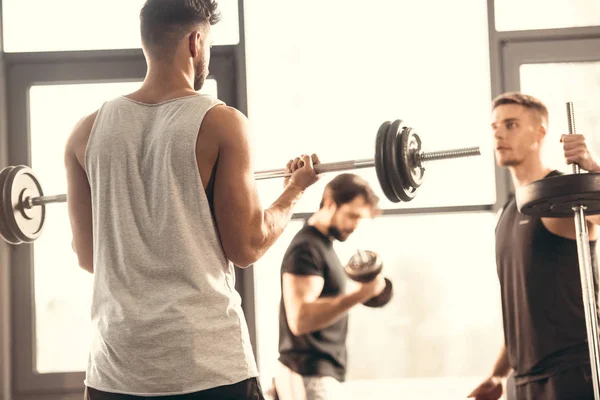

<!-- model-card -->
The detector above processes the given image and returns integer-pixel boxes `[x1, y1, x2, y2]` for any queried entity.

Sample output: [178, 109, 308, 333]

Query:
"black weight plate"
[386, 121, 415, 202]
[399, 127, 425, 188]
[3, 165, 46, 243]
[0, 166, 22, 245]
[395, 127, 417, 201]
[363, 278, 393, 308]
[344, 250, 383, 283]
[516, 173, 600, 218]
[374, 121, 399, 202]
[384, 120, 406, 201]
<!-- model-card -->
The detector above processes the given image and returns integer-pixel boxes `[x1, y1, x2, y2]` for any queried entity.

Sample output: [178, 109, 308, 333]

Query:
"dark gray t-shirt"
[278, 224, 348, 382]
[496, 170, 596, 385]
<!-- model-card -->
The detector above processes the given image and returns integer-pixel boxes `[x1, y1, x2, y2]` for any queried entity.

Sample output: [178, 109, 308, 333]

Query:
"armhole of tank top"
[191, 99, 225, 216]
[495, 195, 514, 230]
[83, 101, 110, 178]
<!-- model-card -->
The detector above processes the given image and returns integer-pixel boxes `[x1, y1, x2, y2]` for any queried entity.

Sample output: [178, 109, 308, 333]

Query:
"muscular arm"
[205, 106, 309, 267]
[282, 273, 370, 336]
[65, 112, 97, 273]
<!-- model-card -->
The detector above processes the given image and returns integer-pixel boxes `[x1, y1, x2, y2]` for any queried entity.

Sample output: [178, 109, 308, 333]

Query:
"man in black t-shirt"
[468, 92, 600, 400]
[274, 173, 386, 400]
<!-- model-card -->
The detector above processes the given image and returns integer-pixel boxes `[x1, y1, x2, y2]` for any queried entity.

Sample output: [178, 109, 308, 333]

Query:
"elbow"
[78, 259, 94, 274]
[287, 316, 309, 336]
[224, 237, 268, 268]
[76, 253, 93, 273]
[73, 246, 93, 273]
[225, 244, 260, 268]
[289, 325, 306, 337]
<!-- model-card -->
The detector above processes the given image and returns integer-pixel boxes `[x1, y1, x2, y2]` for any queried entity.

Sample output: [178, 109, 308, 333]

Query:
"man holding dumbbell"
[468, 92, 600, 400]
[274, 173, 386, 400]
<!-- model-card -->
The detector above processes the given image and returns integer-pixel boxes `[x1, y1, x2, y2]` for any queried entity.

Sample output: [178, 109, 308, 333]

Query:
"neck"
[508, 156, 553, 188]
[308, 210, 331, 238]
[137, 61, 196, 101]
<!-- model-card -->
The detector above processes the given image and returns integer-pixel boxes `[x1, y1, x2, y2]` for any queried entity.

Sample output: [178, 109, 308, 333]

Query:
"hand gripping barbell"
[0, 119, 481, 245]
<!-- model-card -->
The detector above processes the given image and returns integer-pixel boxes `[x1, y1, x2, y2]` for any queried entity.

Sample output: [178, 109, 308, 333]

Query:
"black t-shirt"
[278, 224, 348, 382]
[496, 170, 597, 384]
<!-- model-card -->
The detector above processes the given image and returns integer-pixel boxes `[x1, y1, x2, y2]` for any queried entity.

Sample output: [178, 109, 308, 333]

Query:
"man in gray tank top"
[64, 1, 320, 399]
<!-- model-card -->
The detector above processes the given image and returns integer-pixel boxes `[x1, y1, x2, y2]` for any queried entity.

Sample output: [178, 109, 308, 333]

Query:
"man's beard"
[328, 225, 349, 242]
[193, 59, 206, 91]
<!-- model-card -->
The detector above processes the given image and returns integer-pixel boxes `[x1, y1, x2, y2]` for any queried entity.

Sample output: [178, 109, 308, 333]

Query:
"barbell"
[0, 119, 481, 246]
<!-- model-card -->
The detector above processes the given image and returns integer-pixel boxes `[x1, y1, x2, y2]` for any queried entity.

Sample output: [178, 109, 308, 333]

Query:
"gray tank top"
[83, 94, 258, 395]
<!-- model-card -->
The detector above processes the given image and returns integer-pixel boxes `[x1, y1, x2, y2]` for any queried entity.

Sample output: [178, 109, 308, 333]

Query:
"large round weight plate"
[388, 123, 416, 201]
[375, 121, 399, 203]
[363, 278, 393, 308]
[399, 127, 425, 189]
[0, 167, 22, 245]
[385, 120, 411, 202]
[3, 165, 46, 243]
[516, 173, 600, 218]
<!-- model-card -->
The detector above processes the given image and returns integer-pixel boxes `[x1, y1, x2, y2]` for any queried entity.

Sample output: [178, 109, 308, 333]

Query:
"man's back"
[83, 94, 257, 395]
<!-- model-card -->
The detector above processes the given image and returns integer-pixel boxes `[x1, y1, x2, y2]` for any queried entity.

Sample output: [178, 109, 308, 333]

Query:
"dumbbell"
[344, 249, 393, 307]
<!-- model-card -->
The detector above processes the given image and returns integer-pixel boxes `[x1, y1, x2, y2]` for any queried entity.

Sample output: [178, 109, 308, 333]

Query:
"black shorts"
[513, 365, 593, 400]
[86, 378, 265, 400]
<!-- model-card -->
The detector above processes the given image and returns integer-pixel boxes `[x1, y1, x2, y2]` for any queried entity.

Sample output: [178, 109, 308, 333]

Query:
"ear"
[537, 121, 547, 142]
[188, 31, 201, 58]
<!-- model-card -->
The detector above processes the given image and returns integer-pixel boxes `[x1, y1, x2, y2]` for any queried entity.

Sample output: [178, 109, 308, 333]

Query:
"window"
[245, 1, 495, 213]
[29, 80, 218, 373]
[495, 0, 600, 32]
[2, 0, 239, 53]
[519, 62, 600, 173]
[253, 212, 503, 398]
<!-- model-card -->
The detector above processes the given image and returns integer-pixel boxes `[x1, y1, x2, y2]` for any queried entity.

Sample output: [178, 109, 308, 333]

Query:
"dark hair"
[319, 173, 380, 212]
[492, 92, 549, 125]
[140, 0, 221, 59]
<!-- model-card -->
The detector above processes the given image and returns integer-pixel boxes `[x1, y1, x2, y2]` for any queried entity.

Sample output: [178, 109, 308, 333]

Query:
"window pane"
[2, 0, 238, 53]
[30, 79, 218, 373]
[245, 1, 496, 213]
[520, 62, 600, 174]
[253, 212, 504, 398]
[495, 0, 600, 31]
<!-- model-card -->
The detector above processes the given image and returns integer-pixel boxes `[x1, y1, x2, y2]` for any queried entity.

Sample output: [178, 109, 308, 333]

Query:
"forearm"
[491, 344, 511, 378]
[294, 290, 366, 335]
[255, 183, 306, 253]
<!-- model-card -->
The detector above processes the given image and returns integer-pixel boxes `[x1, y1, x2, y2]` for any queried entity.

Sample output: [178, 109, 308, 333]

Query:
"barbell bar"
[0, 119, 481, 246]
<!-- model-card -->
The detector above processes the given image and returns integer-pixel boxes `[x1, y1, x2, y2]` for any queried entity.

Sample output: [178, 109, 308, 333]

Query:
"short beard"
[498, 158, 521, 167]
[193, 59, 206, 91]
[328, 225, 347, 242]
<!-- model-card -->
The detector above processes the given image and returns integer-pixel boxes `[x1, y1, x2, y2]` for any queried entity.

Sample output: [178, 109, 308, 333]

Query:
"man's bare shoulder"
[65, 110, 99, 164]
[202, 104, 250, 144]
[71, 111, 99, 141]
